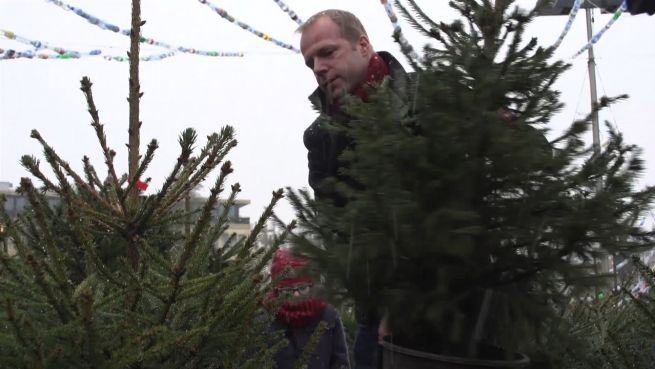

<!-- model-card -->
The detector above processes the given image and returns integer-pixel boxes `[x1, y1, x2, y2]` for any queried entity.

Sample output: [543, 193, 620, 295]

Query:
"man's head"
[298, 10, 374, 101]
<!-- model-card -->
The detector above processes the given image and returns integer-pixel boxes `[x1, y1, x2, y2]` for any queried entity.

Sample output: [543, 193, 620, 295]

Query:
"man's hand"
[378, 315, 391, 340]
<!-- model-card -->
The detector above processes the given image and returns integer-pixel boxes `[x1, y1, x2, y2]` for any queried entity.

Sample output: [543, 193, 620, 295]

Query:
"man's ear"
[358, 35, 371, 56]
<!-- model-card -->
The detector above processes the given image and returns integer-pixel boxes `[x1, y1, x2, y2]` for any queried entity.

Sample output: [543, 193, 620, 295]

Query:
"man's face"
[300, 16, 371, 101]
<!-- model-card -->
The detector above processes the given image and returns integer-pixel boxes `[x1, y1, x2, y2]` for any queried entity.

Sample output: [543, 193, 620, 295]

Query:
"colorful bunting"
[0, 49, 39, 60]
[272, 0, 303, 26]
[197, 0, 299, 53]
[2, 29, 101, 58]
[0, 47, 177, 61]
[103, 51, 177, 62]
[45, 0, 244, 58]
[0, 29, 179, 61]
[47, 0, 120, 33]
[572, 0, 627, 58]
[551, 0, 583, 49]
[379, 0, 421, 62]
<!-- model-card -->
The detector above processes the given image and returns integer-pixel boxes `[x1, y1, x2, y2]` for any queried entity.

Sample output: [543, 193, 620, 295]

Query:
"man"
[627, 0, 655, 15]
[297, 9, 411, 369]
[299, 9, 413, 207]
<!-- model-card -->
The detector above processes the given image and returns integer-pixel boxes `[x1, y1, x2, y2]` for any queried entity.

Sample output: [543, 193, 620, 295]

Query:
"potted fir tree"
[286, 1, 655, 368]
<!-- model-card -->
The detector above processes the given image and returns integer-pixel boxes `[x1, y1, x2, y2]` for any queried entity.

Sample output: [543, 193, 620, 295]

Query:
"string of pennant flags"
[0, 48, 45, 60]
[379, 0, 421, 62]
[377, 0, 627, 61]
[272, 0, 304, 26]
[0, 0, 306, 61]
[2, 0, 296, 61]
[2, 0, 300, 61]
[46, 0, 120, 33]
[45, 0, 245, 58]
[0, 28, 179, 61]
[197, 0, 299, 53]
[552, 0, 583, 49]
[0, 46, 174, 61]
[571, 0, 627, 58]
[0, 45, 177, 62]
[103, 50, 177, 62]
[0, 0, 631, 62]
[1, 29, 101, 58]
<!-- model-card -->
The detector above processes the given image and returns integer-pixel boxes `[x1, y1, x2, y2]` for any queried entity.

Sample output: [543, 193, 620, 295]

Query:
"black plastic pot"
[380, 338, 530, 369]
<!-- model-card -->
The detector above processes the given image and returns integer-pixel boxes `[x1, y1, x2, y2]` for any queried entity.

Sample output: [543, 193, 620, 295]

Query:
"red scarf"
[263, 289, 327, 328]
[350, 52, 391, 101]
[266, 249, 327, 328]
[275, 298, 327, 328]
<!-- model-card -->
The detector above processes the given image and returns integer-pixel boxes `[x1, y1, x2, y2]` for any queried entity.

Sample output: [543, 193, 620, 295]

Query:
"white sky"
[0, 0, 654, 224]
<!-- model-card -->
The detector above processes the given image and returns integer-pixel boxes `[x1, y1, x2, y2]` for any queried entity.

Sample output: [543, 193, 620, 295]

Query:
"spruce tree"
[558, 257, 655, 368]
[0, 1, 289, 368]
[286, 0, 655, 363]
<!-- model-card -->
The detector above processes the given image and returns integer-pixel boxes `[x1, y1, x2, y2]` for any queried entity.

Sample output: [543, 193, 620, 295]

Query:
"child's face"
[276, 282, 314, 304]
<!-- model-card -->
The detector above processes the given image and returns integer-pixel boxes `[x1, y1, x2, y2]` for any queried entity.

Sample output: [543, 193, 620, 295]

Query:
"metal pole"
[585, 6, 613, 286]
[585, 7, 601, 155]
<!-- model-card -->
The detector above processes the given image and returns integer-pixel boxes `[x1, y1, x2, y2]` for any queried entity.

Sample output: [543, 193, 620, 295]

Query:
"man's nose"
[313, 58, 328, 75]
[293, 290, 300, 297]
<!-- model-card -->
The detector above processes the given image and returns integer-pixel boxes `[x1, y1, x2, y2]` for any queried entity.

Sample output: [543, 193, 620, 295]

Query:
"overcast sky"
[1, 0, 654, 223]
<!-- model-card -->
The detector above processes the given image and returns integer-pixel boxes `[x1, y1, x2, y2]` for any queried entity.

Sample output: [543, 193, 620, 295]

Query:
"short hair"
[297, 9, 368, 44]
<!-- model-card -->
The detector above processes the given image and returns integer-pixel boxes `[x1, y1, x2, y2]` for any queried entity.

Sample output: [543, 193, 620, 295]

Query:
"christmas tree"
[0, 1, 290, 367]
[500, 255, 655, 367]
[556, 256, 655, 368]
[286, 0, 655, 364]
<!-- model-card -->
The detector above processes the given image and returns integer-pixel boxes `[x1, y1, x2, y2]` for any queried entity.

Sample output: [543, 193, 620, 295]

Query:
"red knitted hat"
[268, 249, 326, 328]
[271, 249, 312, 289]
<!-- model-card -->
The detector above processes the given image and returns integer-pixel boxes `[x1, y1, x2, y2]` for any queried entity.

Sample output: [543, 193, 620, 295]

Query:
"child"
[267, 248, 350, 369]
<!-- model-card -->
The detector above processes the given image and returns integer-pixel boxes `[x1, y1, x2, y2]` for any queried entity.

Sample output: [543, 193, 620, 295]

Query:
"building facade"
[0, 181, 251, 253]
[173, 193, 252, 249]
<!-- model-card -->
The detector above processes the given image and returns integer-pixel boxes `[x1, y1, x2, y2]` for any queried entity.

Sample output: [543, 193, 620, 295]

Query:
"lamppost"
[536, 0, 626, 285]
[536, 0, 624, 155]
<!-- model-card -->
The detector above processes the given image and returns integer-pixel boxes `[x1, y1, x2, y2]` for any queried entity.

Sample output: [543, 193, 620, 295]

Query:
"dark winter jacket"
[270, 305, 350, 369]
[627, 0, 655, 15]
[303, 51, 413, 206]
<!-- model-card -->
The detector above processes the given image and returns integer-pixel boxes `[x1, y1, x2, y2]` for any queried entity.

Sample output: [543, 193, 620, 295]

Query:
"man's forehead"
[302, 39, 344, 61]
[305, 15, 338, 33]
[300, 17, 343, 46]
[302, 37, 339, 54]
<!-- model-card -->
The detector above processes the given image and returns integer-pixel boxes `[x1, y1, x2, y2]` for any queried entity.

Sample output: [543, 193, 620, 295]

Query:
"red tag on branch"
[135, 180, 148, 191]
[128, 177, 149, 191]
